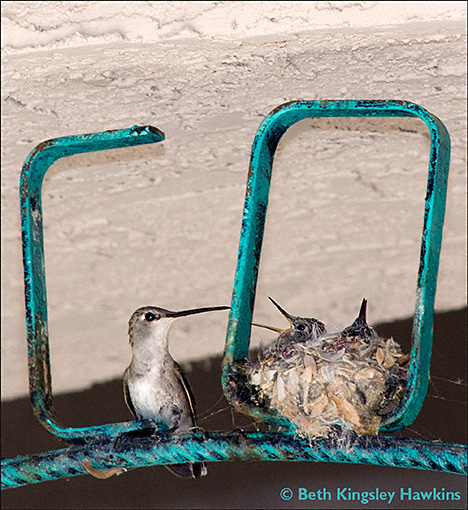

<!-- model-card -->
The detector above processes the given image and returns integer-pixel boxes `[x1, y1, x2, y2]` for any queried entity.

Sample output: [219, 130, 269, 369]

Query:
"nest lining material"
[237, 319, 409, 438]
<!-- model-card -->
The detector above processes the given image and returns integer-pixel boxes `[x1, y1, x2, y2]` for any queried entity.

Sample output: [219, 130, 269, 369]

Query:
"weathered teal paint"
[20, 126, 165, 442]
[223, 100, 451, 433]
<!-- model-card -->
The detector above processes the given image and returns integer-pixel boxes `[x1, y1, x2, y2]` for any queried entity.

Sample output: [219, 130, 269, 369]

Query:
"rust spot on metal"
[268, 101, 297, 117]
[245, 165, 255, 197]
[247, 164, 255, 181]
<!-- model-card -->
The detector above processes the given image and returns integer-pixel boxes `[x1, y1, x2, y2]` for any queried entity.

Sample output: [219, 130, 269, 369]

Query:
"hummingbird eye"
[296, 323, 307, 332]
[144, 312, 157, 322]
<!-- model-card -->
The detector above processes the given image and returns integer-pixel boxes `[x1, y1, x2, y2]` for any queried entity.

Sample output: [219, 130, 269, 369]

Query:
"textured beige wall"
[2, 2, 466, 399]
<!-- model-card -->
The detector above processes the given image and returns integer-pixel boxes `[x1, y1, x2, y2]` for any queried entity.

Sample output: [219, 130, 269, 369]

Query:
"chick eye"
[296, 323, 307, 332]
[144, 312, 157, 321]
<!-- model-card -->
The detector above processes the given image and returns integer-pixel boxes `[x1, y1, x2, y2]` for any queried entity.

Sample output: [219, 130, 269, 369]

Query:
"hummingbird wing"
[174, 361, 197, 427]
[123, 369, 138, 419]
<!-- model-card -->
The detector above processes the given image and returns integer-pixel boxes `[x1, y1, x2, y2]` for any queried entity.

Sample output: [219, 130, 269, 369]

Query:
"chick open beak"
[268, 296, 294, 329]
[251, 297, 295, 333]
[252, 323, 285, 333]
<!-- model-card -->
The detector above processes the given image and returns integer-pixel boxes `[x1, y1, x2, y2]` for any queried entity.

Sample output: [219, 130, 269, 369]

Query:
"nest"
[229, 299, 409, 438]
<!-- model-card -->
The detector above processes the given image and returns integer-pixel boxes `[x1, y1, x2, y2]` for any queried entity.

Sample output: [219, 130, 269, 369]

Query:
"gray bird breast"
[126, 361, 195, 431]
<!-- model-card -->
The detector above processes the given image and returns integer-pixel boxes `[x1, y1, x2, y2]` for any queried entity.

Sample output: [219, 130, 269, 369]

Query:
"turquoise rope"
[2, 432, 466, 489]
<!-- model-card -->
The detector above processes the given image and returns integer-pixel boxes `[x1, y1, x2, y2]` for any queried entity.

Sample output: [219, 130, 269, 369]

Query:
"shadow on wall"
[1, 308, 466, 509]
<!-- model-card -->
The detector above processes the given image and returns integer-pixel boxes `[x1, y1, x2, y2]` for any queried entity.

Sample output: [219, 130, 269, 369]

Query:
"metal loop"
[20, 125, 165, 442]
[223, 100, 451, 432]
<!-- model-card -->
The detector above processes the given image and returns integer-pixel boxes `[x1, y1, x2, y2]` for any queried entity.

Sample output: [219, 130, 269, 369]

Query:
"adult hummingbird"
[123, 304, 229, 478]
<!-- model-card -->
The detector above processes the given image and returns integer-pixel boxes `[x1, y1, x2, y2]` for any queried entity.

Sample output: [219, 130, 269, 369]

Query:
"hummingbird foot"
[82, 459, 127, 479]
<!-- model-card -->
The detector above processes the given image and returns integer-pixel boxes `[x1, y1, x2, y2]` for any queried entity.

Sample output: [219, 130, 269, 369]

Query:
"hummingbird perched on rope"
[122, 304, 229, 478]
[83, 303, 229, 480]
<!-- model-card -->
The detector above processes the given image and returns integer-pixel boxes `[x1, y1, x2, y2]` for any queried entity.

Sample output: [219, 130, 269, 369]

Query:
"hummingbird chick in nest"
[253, 297, 327, 358]
[239, 298, 409, 438]
[84, 304, 229, 480]
[340, 298, 374, 340]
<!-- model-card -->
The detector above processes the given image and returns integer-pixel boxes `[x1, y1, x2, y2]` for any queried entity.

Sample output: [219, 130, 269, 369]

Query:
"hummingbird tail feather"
[165, 462, 207, 478]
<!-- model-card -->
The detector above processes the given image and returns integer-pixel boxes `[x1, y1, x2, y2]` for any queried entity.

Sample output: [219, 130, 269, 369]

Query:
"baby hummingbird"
[123, 304, 229, 478]
[340, 298, 374, 341]
[253, 297, 326, 350]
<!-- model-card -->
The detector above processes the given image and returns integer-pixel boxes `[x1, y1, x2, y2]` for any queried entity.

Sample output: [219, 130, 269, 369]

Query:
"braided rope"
[2, 432, 466, 489]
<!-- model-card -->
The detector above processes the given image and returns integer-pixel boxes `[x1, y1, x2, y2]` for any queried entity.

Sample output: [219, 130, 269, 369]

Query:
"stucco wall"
[1, 1, 466, 399]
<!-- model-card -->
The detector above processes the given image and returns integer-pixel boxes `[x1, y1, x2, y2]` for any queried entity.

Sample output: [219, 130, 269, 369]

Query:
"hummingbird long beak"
[268, 297, 294, 329]
[252, 322, 285, 333]
[166, 305, 230, 318]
